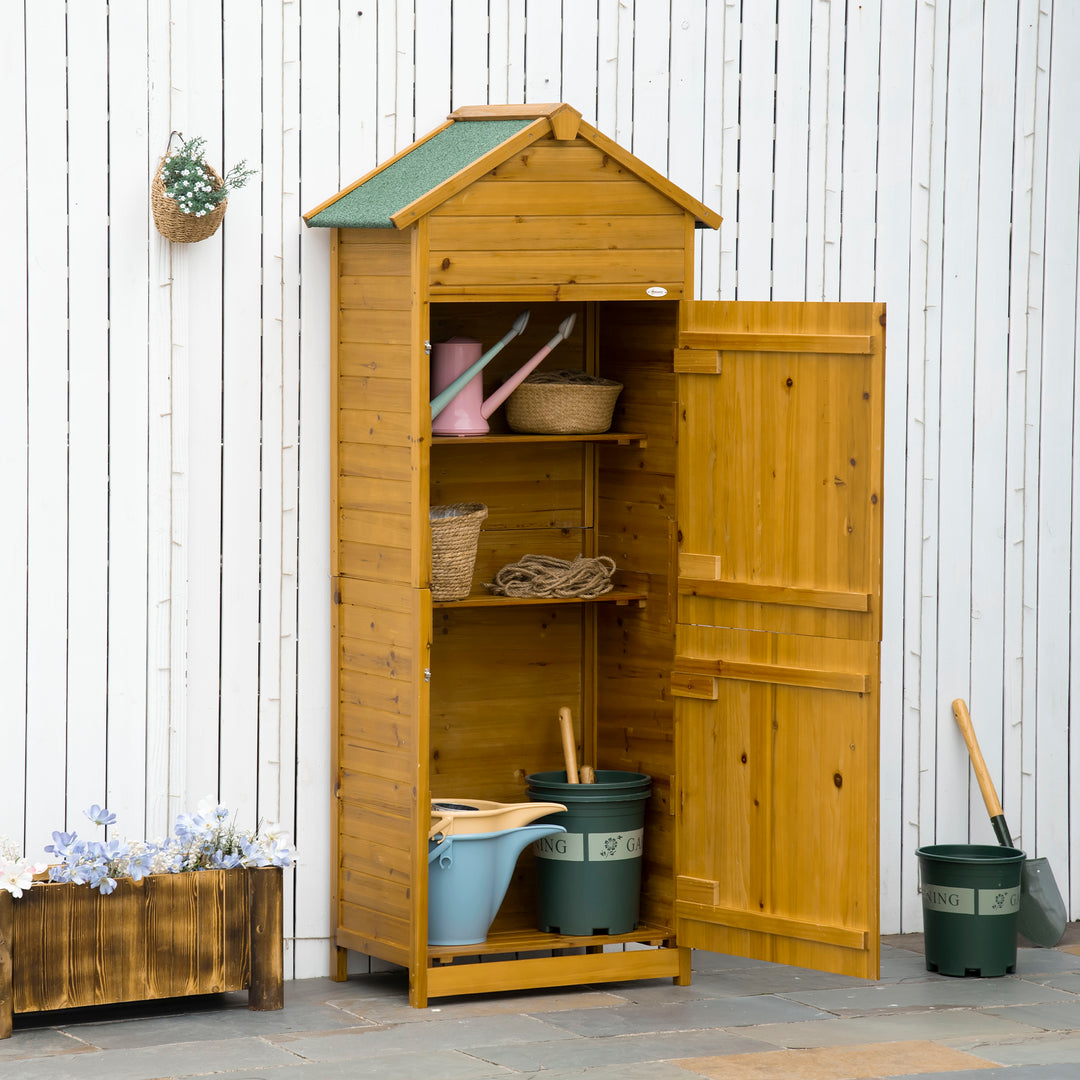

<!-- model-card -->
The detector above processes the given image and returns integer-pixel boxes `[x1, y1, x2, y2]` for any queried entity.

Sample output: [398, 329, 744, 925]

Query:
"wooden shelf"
[431, 431, 647, 448]
[427, 923, 675, 963]
[433, 588, 647, 610]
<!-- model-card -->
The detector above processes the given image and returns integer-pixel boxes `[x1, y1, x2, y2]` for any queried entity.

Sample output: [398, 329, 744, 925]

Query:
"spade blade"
[1018, 858, 1067, 948]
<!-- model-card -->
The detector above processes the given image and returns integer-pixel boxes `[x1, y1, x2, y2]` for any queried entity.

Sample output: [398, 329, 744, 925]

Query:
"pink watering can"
[430, 311, 577, 435]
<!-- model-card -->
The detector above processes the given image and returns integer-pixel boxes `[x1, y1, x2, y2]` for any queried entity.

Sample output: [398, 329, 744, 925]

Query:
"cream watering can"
[430, 311, 577, 435]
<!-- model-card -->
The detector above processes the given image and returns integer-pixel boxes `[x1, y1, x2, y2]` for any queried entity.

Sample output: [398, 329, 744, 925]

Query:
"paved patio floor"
[4, 931, 1080, 1079]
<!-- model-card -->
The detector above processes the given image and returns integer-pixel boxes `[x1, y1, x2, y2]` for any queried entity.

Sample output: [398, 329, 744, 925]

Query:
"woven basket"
[151, 159, 228, 243]
[505, 370, 623, 434]
[430, 502, 488, 601]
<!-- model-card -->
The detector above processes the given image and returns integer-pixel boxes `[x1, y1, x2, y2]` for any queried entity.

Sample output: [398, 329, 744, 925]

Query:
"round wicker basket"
[430, 502, 488, 601]
[505, 370, 623, 435]
[151, 159, 228, 243]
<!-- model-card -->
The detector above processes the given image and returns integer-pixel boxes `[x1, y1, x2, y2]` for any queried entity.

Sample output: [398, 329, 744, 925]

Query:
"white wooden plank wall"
[3, 0, 1080, 972]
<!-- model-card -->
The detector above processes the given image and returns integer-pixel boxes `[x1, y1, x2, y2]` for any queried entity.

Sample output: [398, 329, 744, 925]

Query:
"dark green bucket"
[526, 770, 651, 935]
[916, 843, 1025, 977]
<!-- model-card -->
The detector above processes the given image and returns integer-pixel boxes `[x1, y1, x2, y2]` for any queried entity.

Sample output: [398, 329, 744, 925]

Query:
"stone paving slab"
[483, 1063, 706, 1079]
[218, 1048, 518, 1079]
[346, 987, 630, 1025]
[670, 1038, 995, 1078]
[265, 1012, 582, 1060]
[688, 949, 778, 973]
[731, 1008, 1043, 1049]
[0, 1036, 301, 1080]
[685, 967, 876, 998]
[1011, 949, 1080, 973]
[955, 1031, 1080, 1067]
[886, 1070, 1074, 1080]
[1021, 973, 1080, 994]
[468, 1027, 776, 1072]
[976, 1002, 1080, 1033]
[784, 979, 1079, 1013]
[526, 993, 832, 1037]
[54, 1002, 371, 1049]
[0, 1029, 89, 1063]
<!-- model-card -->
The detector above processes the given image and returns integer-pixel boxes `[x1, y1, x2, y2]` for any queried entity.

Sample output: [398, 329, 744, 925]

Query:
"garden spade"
[952, 698, 1067, 947]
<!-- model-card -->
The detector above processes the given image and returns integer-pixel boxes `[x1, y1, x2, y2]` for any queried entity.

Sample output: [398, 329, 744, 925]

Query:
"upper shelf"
[431, 431, 648, 447]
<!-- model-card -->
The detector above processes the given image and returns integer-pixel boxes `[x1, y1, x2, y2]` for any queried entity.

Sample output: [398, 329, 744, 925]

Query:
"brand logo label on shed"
[533, 829, 644, 862]
[646, 286, 668, 297]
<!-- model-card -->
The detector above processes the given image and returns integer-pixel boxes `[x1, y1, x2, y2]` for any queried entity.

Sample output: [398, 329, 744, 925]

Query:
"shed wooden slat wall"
[4, 2, 1080, 974]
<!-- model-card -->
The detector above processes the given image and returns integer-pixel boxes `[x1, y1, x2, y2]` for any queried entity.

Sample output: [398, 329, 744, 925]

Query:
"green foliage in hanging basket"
[152, 133, 257, 242]
[161, 134, 255, 216]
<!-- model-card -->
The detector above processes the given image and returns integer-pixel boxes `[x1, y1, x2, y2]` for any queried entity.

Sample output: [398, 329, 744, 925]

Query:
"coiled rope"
[484, 554, 616, 599]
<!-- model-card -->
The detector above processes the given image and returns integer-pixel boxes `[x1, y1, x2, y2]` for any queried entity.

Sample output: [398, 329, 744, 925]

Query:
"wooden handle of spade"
[558, 706, 579, 784]
[951, 698, 1005, 818]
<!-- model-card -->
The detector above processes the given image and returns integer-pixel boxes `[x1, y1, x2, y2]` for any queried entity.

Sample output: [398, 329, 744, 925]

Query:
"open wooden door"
[672, 300, 884, 979]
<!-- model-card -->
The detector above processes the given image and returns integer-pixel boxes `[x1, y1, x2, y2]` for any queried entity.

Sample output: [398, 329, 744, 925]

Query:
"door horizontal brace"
[673, 657, 869, 694]
[678, 578, 871, 612]
[677, 330, 872, 354]
[675, 898, 868, 951]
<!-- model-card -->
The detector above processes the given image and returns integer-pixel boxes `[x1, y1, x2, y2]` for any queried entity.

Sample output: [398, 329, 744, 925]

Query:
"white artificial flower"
[259, 821, 290, 844]
[0, 855, 46, 897]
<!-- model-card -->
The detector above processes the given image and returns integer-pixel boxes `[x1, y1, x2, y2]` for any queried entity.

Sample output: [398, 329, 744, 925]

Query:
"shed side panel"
[334, 228, 423, 970]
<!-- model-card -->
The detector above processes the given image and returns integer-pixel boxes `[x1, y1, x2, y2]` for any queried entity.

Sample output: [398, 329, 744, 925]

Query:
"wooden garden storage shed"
[304, 102, 885, 1007]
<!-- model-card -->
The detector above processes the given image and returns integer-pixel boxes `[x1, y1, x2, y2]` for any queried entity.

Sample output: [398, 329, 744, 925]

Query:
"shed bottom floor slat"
[425, 936, 688, 1001]
[427, 922, 674, 961]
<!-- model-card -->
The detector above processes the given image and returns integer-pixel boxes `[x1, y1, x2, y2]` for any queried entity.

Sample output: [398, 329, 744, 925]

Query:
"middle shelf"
[433, 588, 648, 609]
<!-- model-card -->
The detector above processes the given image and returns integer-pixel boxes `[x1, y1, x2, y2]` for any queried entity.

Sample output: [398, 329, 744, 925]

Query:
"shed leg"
[331, 944, 349, 982]
[674, 945, 692, 987]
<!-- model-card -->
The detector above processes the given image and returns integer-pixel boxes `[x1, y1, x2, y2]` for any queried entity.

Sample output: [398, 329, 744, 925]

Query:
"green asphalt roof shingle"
[307, 118, 534, 228]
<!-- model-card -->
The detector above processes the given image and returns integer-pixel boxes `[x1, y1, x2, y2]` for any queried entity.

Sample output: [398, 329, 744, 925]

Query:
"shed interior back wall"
[427, 299, 680, 933]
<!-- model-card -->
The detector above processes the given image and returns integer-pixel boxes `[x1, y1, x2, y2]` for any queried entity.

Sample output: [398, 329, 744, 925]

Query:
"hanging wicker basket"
[505, 370, 623, 435]
[430, 502, 488, 601]
[151, 158, 228, 243]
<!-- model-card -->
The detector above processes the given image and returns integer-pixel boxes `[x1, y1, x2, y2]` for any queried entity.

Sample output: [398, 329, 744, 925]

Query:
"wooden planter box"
[0, 866, 283, 1038]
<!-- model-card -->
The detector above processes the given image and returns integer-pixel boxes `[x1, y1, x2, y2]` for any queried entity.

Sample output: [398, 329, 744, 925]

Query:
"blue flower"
[45, 830, 80, 857]
[84, 804, 117, 827]
[174, 812, 211, 842]
[128, 851, 154, 881]
[211, 850, 242, 870]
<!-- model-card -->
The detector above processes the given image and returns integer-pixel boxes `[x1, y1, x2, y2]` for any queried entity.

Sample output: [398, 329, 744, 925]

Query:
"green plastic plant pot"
[526, 770, 651, 936]
[916, 843, 1025, 977]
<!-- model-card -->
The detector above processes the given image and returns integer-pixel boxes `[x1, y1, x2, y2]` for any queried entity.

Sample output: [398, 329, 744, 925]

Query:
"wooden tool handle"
[558, 706, 579, 784]
[579, 765, 596, 784]
[952, 698, 1004, 817]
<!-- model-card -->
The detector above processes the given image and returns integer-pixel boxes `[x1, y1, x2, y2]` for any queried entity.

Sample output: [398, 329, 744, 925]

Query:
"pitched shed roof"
[303, 103, 721, 231]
